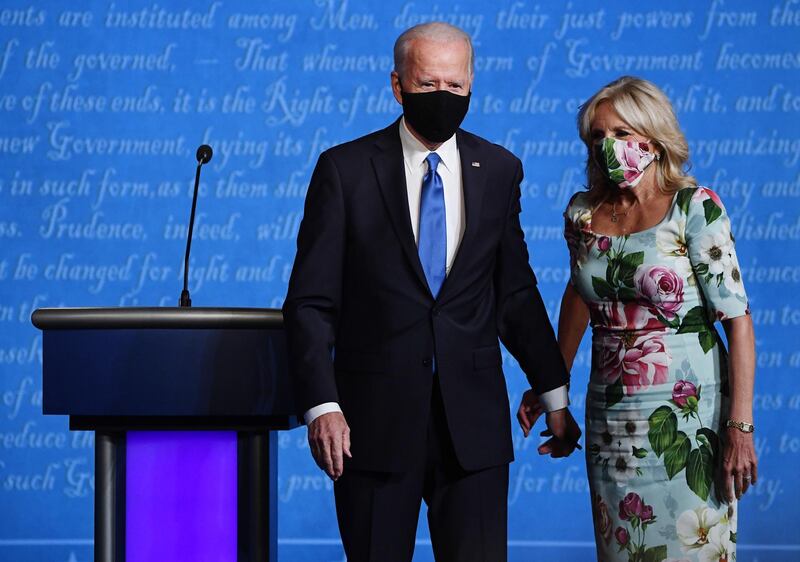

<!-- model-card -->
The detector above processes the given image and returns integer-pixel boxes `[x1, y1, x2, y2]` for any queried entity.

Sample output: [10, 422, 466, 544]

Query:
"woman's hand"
[721, 427, 758, 502]
[719, 315, 758, 502]
[516, 389, 544, 438]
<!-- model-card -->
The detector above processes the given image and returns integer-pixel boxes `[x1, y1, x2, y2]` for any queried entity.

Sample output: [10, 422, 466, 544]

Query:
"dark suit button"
[432, 307, 440, 317]
[422, 358, 432, 367]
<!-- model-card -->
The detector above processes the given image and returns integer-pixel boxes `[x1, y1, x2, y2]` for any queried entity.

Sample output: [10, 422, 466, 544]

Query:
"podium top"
[32, 307, 283, 330]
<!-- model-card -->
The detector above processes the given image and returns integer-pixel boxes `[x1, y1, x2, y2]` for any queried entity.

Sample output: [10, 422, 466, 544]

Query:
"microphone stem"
[180, 162, 203, 307]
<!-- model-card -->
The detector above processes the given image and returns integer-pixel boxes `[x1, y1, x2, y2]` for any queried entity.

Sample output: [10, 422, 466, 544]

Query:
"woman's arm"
[517, 282, 589, 436]
[557, 282, 590, 371]
[720, 314, 758, 501]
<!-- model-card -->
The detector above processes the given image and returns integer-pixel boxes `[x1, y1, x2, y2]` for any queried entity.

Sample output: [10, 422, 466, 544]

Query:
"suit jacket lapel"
[438, 130, 487, 300]
[371, 121, 431, 295]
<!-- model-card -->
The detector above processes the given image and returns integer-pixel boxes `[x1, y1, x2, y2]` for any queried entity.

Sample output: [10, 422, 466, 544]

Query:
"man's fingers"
[540, 429, 552, 437]
[313, 444, 328, 473]
[310, 444, 323, 470]
[331, 432, 344, 480]
[343, 428, 352, 458]
[308, 431, 324, 470]
[517, 409, 531, 436]
[307, 413, 352, 480]
[321, 434, 335, 479]
[517, 403, 544, 437]
[523, 408, 544, 438]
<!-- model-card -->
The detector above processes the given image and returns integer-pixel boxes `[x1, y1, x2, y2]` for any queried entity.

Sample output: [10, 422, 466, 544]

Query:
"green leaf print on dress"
[686, 445, 714, 501]
[676, 305, 718, 354]
[664, 431, 690, 479]
[645, 379, 720, 501]
[647, 406, 677, 457]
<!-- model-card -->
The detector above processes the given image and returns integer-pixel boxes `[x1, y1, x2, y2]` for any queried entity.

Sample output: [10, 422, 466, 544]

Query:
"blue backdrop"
[1, 1, 798, 561]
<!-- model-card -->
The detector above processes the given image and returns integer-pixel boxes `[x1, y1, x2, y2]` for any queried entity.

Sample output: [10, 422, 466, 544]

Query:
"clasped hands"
[517, 389, 582, 457]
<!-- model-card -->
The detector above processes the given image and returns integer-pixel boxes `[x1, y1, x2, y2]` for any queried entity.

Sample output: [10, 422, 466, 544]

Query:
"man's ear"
[390, 71, 403, 105]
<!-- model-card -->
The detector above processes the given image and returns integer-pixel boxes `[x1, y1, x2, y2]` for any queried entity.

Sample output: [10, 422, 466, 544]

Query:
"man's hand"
[538, 408, 582, 458]
[307, 411, 352, 480]
[516, 389, 545, 438]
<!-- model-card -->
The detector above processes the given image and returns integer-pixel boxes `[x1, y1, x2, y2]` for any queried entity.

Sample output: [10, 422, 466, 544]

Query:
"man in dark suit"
[283, 22, 581, 562]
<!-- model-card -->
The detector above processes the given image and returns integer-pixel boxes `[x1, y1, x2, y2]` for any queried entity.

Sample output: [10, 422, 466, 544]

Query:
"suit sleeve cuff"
[538, 385, 569, 412]
[304, 402, 343, 425]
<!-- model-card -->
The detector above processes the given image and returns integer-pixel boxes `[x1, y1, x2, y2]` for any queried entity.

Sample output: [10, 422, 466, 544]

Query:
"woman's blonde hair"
[577, 76, 696, 205]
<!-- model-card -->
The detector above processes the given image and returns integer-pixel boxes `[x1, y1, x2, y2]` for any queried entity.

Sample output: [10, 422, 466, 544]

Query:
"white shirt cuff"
[538, 385, 570, 412]
[304, 402, 343, 425]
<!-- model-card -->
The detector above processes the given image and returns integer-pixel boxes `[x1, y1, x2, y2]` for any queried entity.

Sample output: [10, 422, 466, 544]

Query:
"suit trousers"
[334, 376, 509, 562]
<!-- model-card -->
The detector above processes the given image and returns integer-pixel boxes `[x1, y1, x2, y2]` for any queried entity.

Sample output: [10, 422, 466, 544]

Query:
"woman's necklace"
[611, 201, 630, 222]
[611, 199, 637, 223]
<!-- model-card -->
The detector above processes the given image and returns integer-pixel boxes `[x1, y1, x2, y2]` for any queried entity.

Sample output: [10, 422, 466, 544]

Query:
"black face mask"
[401, 88, 471, 143]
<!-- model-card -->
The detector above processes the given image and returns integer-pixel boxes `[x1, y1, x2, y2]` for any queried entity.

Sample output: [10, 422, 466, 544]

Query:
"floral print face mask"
[594, 137, 658, 189]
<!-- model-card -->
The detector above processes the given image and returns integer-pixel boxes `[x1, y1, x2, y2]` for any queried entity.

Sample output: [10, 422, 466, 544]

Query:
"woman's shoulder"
[564, 189, 592, 216]
[674, 185, 727, 218]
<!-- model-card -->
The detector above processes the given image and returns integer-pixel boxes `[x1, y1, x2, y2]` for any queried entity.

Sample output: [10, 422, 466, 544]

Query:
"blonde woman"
[517, 76, 757, 561]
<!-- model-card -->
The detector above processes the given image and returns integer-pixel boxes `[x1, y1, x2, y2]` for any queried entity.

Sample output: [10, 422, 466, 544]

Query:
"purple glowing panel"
[126, 431, 237, 562]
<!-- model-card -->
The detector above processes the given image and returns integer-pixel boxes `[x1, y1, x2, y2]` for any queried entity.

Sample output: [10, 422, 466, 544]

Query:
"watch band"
[725, 419, 755, 433]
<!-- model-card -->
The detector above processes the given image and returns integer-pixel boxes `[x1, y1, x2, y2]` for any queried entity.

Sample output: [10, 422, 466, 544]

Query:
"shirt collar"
[399, 117, 458, 174]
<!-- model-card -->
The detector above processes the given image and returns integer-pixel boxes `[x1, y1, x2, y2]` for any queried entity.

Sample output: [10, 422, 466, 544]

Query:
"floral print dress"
[564, 187, 749, 562]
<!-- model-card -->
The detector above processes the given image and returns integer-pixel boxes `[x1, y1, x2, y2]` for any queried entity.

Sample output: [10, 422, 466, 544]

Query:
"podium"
[32, 307, 299, 562]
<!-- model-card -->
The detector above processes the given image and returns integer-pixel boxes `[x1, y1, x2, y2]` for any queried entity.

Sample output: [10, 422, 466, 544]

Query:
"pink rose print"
[692, 186, 724, 210]
[672, 380, 698, 409]
[598, 331, 671, 395]
[597, 236, 612, 252]
[640, 504, 655, 524]
[593, 494, 613, 543]
[619, 493, 656, 525]
[620, 334, 670, 394]
[634, 265, 684, 320]
[596, 341, 623, 381]
[564, 209, 596, 269]
[619, 492, 644, 521]
[590, 300, 664, 332]
[613, 140, 653, 183]
[615, 526, 629, 547]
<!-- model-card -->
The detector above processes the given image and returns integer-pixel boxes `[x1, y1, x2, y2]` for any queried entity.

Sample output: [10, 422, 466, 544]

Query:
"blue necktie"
[418, 153, 447, 298]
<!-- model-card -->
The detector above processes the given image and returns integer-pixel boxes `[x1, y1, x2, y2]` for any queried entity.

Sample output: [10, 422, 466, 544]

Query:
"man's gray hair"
[393, 22, 474, 80]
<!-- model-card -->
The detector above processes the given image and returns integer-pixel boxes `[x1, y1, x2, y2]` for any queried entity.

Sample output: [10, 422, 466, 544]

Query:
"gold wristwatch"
[725, 419, 755, 433]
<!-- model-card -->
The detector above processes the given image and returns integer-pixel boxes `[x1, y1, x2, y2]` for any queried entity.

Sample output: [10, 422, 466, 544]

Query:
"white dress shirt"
[304, 119, 568, 425]
[398, 116, 465, 273]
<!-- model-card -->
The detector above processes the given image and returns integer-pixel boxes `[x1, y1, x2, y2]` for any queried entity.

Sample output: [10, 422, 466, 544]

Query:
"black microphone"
[196, 144, 212, 165]
[179, 144, 213, 307]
